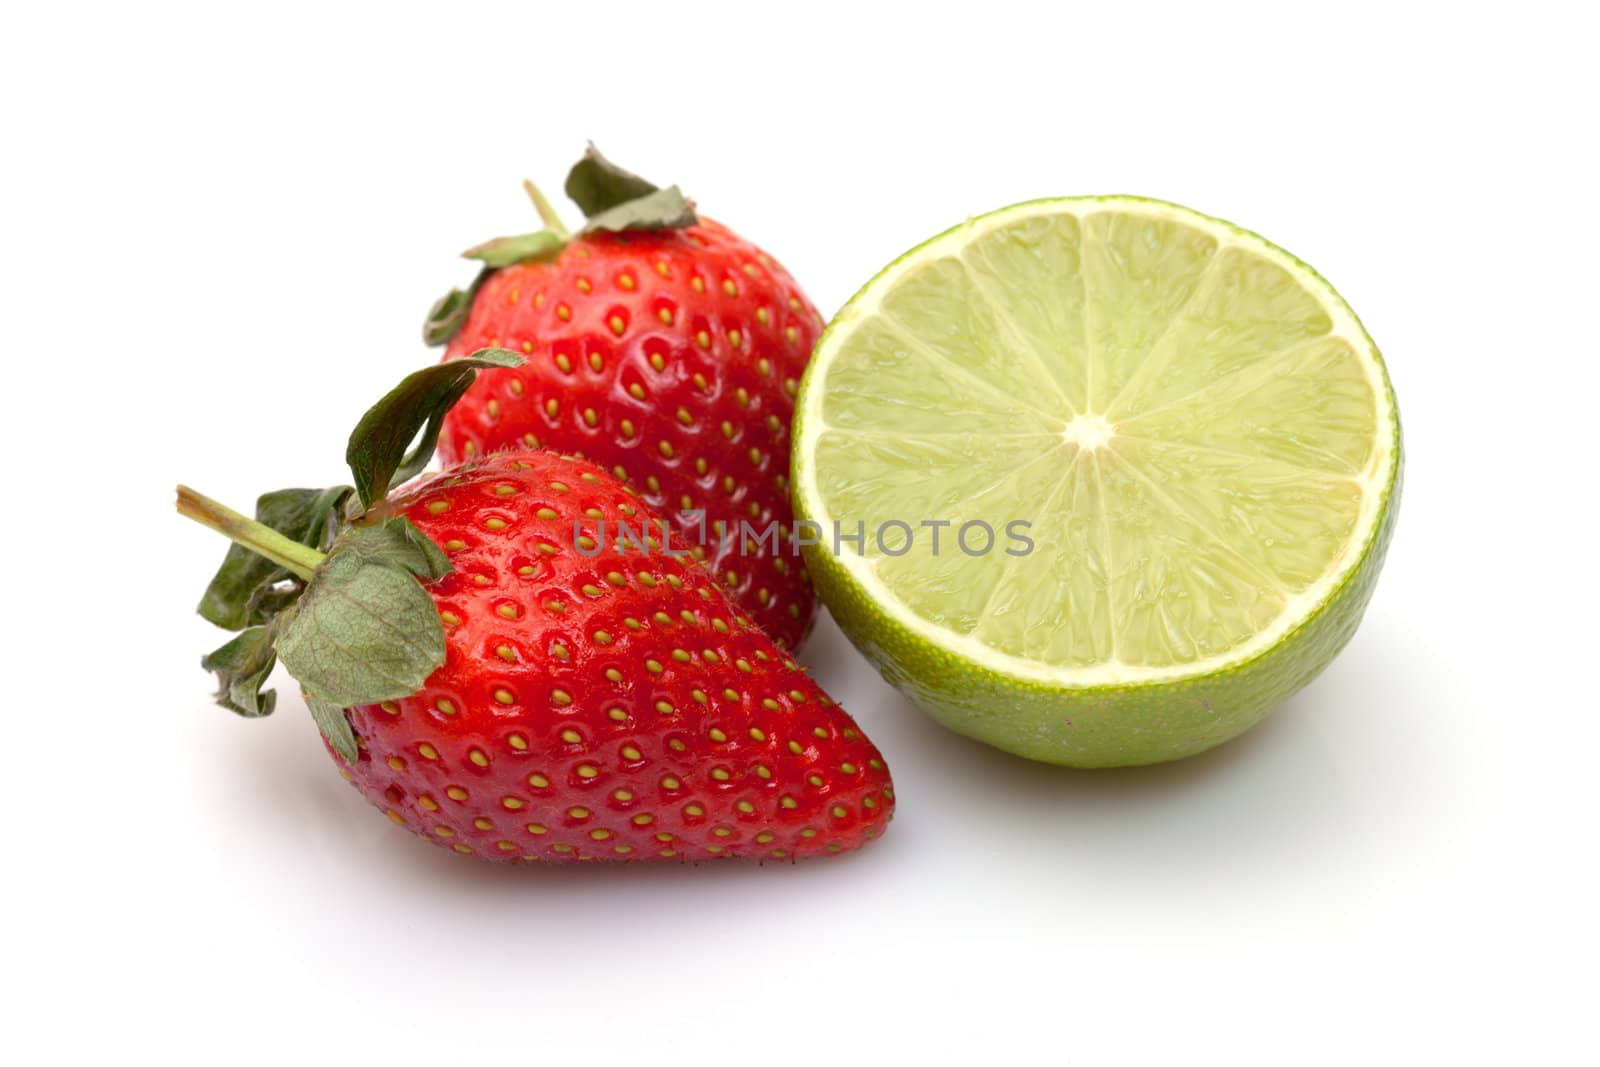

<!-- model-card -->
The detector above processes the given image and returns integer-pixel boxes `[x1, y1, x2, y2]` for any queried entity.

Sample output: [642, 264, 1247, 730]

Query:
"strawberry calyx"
[422, 143, 699, 345]
[562, 143, 698, 234]
[178, 348, 525, 760]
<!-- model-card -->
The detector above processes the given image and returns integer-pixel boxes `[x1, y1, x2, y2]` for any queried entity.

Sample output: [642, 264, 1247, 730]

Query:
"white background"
[5, 2, 1596, 1063]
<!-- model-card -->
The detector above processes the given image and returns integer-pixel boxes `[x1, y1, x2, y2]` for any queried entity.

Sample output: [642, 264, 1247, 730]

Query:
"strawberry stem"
[175, 485, 326, 581]
[523, 178, 570, 238]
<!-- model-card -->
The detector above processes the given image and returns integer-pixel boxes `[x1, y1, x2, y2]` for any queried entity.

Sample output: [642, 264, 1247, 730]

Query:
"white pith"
[794, 197, 1398, 688]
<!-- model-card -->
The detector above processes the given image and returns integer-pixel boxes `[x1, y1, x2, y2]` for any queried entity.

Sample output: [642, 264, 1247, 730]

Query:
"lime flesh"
[793, 197, 1401, 767]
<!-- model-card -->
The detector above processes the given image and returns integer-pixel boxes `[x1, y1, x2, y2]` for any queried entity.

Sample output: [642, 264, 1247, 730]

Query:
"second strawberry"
[426, 146, 826, 648]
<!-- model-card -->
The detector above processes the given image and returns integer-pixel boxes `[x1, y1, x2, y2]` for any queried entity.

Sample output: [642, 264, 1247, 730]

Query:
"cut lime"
[793, 197, 1401, 767]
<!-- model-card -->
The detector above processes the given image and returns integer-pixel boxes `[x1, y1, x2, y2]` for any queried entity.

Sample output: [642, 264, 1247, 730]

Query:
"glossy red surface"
[338, 451, 893, 862]
[438, 219, 824, 649]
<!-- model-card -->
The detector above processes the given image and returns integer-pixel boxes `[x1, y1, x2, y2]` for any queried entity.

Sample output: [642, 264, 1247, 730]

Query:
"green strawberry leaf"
[422, 267, 491, 347]
[243, 579, 307, 623]
[564, 143, 659, 216]
[462, 229, 566, 268]
[344, 347, 525, 509]
[581, 186, 697, 234]
[565, 143, 698, 232]
[198, 486, 353, 630]
[306, 695, 359, 764]
[201, 625, 280, 717]
[339, 516, 454, 580]
[274, 520, 451, 708]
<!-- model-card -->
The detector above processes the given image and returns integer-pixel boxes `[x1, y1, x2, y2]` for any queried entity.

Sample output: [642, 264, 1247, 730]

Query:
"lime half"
[793, 197, 1401, 767]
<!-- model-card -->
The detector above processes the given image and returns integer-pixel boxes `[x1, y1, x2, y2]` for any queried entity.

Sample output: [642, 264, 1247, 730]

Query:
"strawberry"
[423, 145, 825, 649]
[178, 352, 893, 862]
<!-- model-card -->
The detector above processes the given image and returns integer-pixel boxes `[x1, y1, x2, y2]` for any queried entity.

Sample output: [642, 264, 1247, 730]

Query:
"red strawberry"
[179, 352, 893, 862]
[348, 451, 891, 860]
[424, 146, 825, 649]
